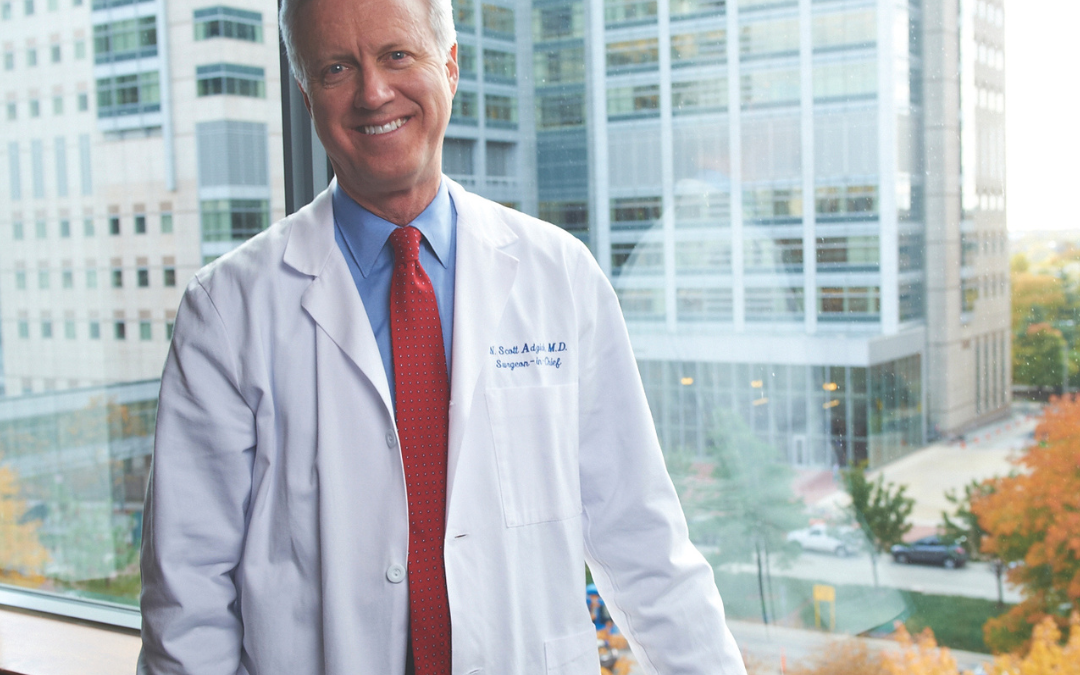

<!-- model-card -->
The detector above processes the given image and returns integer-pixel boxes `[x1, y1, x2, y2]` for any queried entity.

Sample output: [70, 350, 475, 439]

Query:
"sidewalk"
[809, 408, 1038, 532]
[728, 620, 993, 674]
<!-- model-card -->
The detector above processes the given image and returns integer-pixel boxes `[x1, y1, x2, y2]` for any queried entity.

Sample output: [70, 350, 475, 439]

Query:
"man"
[138, 0, 746, 672]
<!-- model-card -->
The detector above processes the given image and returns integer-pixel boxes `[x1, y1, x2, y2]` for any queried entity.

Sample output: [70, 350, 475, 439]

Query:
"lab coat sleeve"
[138, 277, 257, 675]
[573, 246, 747, 675]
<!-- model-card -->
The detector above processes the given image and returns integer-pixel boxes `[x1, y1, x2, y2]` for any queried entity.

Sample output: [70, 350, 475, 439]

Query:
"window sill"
[0, 606, 139, 675]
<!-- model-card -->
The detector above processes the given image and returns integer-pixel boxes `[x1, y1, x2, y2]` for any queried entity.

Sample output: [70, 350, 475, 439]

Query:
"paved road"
[721, 550, 1022, 604]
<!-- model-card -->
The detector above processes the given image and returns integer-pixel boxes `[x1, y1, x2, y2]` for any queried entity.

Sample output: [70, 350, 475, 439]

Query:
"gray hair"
[280, 0, 457, 91]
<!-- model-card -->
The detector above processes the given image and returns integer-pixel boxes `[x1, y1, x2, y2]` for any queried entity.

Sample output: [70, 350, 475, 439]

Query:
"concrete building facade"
[1, 0, 285, 396]
[923, 0, 1010, 437]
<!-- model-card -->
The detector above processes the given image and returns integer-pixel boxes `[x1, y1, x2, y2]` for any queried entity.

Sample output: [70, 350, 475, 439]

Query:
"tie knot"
[390, 226, 422, 264]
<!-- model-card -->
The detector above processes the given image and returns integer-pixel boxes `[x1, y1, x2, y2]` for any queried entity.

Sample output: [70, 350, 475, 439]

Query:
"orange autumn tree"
[0, 461, 49, 585]
[787, 638, 885, 675]
[785, 620, 1080, 675]
[1010, 268, 1066, 330]
[989, 614, 1080, 675]
[973, 395, 1080, 653]
[880, 625, 964, 675]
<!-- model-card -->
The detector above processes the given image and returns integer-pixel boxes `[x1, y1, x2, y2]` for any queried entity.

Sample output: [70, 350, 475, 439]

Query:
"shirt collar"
[332, 180, 453, 277]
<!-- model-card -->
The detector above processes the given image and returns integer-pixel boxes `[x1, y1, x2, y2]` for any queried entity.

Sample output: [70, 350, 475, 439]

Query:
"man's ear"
[445, 43, 459, 96]
[298, 78, 313, 115]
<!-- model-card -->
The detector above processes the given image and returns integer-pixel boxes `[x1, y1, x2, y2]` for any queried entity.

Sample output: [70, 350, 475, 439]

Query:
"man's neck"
[338, 180, 440, 227]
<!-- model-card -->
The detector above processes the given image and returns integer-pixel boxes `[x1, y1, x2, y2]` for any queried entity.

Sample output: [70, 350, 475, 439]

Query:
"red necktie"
[389, 226, 452, 674]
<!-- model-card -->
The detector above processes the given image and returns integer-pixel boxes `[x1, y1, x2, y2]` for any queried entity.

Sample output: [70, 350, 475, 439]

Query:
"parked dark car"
[891, 535, 968, 568]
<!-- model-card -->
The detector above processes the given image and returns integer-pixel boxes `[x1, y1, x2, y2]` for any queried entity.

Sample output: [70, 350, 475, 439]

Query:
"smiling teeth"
[361, 118, 406, 135]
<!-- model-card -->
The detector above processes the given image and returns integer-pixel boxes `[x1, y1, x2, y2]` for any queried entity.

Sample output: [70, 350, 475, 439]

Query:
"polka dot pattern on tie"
[389, 226, 452, 675]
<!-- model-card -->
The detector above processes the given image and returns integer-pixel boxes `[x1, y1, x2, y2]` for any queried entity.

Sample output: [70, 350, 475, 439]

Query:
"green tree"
[667, 409, 807, 566]
[1013, 323, 1067, 389]
[666, 409, 808, 624]
[1010, 245, 1080, 396]
[842, 461, 913, 586]
[1011, 272, 1065, 330]
[1010, 253, 1029, 274]
[940, 479, 995, 560]
[0, 461, 50, 585]
[940, 481, 1016, 608]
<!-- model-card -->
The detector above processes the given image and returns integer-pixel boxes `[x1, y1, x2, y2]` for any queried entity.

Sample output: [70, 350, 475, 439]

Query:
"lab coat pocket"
[544, 628, 601, 674]
[486, 383, 581, 528]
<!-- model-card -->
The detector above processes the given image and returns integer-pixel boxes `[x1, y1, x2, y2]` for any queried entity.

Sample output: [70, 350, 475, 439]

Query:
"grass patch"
[714, 570, 906, 635]
[903, 590, 1010, 654]
[57, 572, 141, 606]
[714, 569, 1011, 654]
[715, 570, 819, 624]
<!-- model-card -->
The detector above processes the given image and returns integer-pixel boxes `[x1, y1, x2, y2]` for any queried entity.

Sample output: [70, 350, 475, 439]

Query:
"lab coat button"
[385, 432, 397, 448]
[386, 564, 406, 583]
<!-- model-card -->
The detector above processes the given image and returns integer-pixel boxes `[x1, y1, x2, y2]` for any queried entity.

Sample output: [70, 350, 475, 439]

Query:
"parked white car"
[786, 524, 858, 557]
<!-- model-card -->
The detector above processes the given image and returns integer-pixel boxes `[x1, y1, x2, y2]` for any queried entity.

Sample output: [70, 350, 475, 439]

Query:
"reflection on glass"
[664, 409, 906, 633]
[192, 6, 264, 43]
[672, 29, 727, 66]
[1, 0, 285, 610]
[481, 3, 514, 38]
[739, 18, 799, 57]
[812, 9, 876, 50]
[604, 0, 656, 26]
[606, 37, 659, 71]
[483, 48, 516, 83]
[0, 383, 156, 605]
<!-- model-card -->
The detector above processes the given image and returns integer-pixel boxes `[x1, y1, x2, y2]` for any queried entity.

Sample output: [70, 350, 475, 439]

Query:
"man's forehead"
[304, 10, 438, 65]
[301, 0, 432, 44]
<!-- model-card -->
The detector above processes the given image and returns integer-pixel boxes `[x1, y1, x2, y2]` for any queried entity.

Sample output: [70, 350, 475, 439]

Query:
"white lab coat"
[138, 178, 746, 675]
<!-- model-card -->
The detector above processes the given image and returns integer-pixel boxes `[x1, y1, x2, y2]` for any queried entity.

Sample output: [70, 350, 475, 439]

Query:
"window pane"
[481, 3, 514, 37]
[605, 0, 657, 26]
[483, 48, 516, 83]
[0, 1, 1026, 670]
[447, 0, 987, 665]
[0, 0, 285, 614]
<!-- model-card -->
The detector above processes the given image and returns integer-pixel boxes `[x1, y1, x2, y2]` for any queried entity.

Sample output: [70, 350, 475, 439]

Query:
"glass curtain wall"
[0, 0, 1017, 669]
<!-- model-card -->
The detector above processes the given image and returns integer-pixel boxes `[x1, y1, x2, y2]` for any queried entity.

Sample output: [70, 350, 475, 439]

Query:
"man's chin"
[338, 166, 441, 211]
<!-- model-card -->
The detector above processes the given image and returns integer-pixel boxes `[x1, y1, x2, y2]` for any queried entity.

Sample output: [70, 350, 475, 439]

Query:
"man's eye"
[390, 51, 408, 60]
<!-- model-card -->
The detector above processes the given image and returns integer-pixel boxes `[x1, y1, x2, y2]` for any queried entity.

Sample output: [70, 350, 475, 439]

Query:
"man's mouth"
[359, 118, 408, 135]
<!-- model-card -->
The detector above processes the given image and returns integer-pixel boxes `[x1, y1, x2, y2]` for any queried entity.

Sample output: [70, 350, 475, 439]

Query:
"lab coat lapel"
[284, 180, 394, 417]
[446, 180, 518, 500]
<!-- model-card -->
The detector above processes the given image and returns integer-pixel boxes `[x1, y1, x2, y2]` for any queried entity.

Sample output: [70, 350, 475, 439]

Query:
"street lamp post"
[1063, 342, 1069, 395]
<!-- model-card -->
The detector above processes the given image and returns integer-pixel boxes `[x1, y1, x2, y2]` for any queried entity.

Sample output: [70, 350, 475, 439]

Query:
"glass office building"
[537, 0, 1009, 466]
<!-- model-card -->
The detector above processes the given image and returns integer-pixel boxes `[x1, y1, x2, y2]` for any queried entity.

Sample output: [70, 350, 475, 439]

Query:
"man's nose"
[355, 65, 394, 110]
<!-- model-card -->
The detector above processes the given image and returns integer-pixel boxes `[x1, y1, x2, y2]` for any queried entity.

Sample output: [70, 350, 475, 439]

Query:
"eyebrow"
[309, 50, 356, 68]
[313, 39, 416, 65]
[373, 40, 415, 55]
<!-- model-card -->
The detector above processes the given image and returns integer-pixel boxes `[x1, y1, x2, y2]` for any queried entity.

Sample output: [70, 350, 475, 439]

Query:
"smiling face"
[294, 0, 458, 221]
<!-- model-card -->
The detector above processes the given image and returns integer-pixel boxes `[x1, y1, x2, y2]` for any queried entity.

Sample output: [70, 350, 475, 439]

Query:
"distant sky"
[1006, 0, 1080, 232]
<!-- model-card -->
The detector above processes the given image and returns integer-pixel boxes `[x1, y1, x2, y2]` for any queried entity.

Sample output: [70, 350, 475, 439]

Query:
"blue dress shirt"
[332, 181, 457, 409]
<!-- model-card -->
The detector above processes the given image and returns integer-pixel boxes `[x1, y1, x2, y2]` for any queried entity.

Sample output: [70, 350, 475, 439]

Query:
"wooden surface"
[0, 608, 140, 675]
